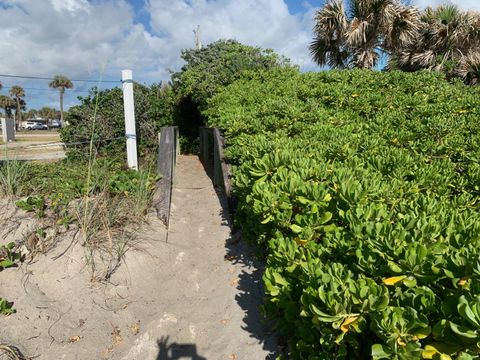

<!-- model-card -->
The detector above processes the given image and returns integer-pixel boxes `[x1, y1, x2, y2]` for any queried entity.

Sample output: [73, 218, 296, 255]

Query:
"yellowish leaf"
[68, 335, 82, 343]
[340, 316, 359, 333]
[422, 345, 452, 360]
[383, 275, 407, 285]
[422, 347, 437, 359]
[294, 237, 308, 246]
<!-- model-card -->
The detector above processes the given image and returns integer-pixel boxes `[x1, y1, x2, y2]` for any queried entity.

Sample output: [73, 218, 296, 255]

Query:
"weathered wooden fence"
[199, 127, 235, 214]
[153, 126, 179, 226]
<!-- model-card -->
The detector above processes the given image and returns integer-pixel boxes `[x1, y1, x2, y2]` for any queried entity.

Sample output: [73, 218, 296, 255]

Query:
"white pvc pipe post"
[122, 70, 138, 170]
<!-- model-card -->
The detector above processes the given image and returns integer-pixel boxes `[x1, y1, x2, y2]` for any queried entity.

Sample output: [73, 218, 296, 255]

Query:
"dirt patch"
[0, 200, 38, 247]
[0, 198, 170, 359]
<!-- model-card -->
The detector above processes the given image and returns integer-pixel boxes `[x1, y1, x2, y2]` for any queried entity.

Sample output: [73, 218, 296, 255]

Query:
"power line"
[0, 73, 120, 83]
[2, 86, 90, 93]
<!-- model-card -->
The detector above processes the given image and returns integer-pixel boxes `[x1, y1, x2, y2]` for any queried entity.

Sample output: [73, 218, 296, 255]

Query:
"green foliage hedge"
[205, 68, 480, 359]
[61, 40, 290, 158]
[170, 39, 294, 151]
[172, 39, 293, 110]
[61, 83, 174, 159]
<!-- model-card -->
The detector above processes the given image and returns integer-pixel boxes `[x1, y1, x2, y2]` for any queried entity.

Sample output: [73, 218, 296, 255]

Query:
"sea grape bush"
[205, 68, 480, 359]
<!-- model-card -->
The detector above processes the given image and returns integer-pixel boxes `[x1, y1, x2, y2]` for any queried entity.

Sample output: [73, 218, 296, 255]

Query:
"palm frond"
[346, 18, 370, 47]
[353, 46, 379, 69]
[455, 51, 480, 85]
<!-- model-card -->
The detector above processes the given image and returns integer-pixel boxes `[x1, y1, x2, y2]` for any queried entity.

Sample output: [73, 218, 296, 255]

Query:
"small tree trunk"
[15, 98, 21, 130]
[60, 88, 64, 126]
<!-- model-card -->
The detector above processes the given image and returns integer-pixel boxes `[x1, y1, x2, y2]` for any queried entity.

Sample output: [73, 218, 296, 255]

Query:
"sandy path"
[0, 155, 276, 359]
[119, 155, 277, 359]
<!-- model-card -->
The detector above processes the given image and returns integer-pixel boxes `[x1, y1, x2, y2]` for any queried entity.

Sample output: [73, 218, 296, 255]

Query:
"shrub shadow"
[156, 336, 206, 360]
[215, 185, 279, 359]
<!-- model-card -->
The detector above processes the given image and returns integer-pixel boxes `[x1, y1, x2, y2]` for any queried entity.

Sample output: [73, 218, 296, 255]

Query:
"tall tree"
[9, 85, 25, 130]
[25, 109, 38, 120]
[310, 0, 419, 69]
[171, 40, 293, 147]
[172, 39, 292, 109]
[390, 5, 480, 84]
[0, 95, 16, 123]
[48, 75, 73, 125]
[38, 106, 60, 126]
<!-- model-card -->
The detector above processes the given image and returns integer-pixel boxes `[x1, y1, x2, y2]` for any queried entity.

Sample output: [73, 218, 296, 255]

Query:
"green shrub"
[171, 39, 295, 152]
[0, 158, 29, 198]
[205, 69, 480, 359]
[61, 83, 175, 159]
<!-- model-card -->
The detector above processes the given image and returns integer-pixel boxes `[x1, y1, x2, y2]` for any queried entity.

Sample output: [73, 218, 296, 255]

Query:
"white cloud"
[411, 0, 480, 11]
[0, 0, 145, 78]
[146, 0, 317, 69]
[2, 0, 480, 110]
[50, 0, 90, 13]
[0, 0, 319, 109]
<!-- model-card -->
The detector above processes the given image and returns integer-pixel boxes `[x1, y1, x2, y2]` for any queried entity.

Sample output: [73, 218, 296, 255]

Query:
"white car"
[49, 120, 61, 129]
[24, 121, 48, 130]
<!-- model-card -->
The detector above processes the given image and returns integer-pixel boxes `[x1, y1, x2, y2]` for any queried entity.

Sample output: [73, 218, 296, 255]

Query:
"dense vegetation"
[60, 40, 290, 157]
[311, 1, 480, 85]
[170, 39, 292, 151]
[205, 68, 480, 359]
[61, 83, 174, 158]
[0, 157, 158, 281]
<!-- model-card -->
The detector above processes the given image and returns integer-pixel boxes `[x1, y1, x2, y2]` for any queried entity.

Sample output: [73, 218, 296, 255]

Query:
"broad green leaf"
[290, 224, 303, 234]
[458, 296, 480, 328]
[414, 326, 431, 340]
[297, 196, 310, 205]
[272, 272, 289, 287]
[388, 261, 403, 273]
[372, 344, 390, 359]
[309, 304, 344, 322]
[449, 322, 478, 339]
[261, 215, 274, 224]
[402, 276, 417, 288]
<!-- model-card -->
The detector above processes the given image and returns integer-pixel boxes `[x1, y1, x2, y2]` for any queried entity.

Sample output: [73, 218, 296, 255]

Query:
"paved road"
[120, 155, 277, 360]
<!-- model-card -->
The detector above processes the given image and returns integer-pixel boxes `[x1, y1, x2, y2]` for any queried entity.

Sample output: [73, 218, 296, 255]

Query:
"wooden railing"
[153, 126, 179, 226]
[199, 127, 235, 214]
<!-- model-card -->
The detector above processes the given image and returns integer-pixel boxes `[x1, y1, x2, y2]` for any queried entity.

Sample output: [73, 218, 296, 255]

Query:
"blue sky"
[0, 0, 478, 112]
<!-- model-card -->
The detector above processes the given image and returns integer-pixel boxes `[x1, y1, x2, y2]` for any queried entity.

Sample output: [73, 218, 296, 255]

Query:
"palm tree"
[456, 52, 480, 85]
[0, 95, 16, 123]
[49, 75, 73, 126]
[9, 85, 25, 130]
[390, 5, 480, 84]
[310, 0, 419, 69]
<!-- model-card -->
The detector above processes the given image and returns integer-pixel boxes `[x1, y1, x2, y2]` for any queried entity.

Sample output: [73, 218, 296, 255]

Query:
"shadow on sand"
[200, 153, 279, 359]
[156, 336, 207, 360]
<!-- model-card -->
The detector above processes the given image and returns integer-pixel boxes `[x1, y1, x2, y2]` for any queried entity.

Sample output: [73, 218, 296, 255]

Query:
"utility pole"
[193, 25, 202, 50]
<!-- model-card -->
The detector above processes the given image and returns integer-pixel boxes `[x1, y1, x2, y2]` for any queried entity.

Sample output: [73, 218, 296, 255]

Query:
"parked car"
[24, 121, 48, 130]
[49, 120, 61, 129]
